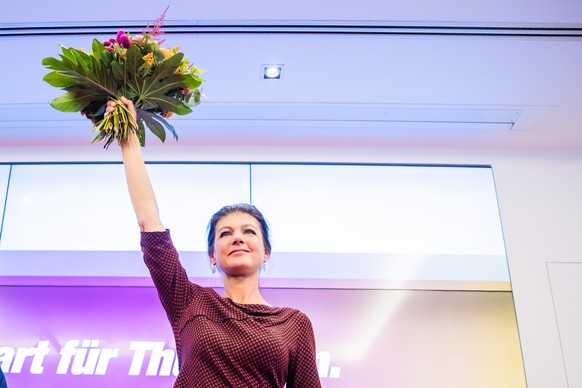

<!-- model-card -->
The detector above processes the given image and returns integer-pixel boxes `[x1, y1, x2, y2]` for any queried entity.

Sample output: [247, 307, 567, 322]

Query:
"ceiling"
[1, 0, 582, 150]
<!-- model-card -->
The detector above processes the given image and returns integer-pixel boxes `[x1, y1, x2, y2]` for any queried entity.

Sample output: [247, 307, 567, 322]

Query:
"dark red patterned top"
[141, 230, 322, 388]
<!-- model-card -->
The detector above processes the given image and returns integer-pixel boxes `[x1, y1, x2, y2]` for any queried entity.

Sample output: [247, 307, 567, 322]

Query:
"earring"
[211, 264, 217, 274]
[261, 261, 266, 273]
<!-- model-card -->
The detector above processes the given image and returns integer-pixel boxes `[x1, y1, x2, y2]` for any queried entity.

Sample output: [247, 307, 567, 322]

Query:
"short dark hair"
[207, 203, 272, 257]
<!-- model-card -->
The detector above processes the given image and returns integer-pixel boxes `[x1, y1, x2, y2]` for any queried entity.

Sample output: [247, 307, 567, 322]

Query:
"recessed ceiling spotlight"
[262, 64, 284, 80]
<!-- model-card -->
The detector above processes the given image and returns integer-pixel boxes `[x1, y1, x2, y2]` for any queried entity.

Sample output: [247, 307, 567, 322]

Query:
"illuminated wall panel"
[251, 164, 509, 290]
[0, 164, 250, 251]
[1, 164, 136, 251]
[140, 163, 251, 251]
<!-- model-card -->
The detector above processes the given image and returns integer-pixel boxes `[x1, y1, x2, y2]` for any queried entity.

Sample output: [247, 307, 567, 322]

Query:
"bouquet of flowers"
[42, 9, 204, 148]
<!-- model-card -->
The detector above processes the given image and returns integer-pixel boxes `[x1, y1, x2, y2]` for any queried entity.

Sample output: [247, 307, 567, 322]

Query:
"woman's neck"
[222, 275, 269, 305]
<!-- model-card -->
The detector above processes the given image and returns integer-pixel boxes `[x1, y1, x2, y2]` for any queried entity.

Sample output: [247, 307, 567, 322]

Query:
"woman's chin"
[221, 263, 261, 278]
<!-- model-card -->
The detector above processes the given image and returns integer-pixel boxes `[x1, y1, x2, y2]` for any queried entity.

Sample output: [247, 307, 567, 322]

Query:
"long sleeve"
[141, 230, 193, 324]
[286, 313, 322, 388]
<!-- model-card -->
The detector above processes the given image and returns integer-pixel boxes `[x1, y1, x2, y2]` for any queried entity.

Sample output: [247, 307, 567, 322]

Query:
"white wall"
[1, 143, 579, 388]
[486, 151, 581, 388]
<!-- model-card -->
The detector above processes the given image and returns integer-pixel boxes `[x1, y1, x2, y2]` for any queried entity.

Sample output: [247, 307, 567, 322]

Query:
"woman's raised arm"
[114, 97, 165, 232]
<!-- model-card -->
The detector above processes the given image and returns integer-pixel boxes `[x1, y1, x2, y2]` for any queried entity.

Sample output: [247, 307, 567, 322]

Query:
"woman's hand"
[105, 96, 137, 121]
[105, 97, 139, 147]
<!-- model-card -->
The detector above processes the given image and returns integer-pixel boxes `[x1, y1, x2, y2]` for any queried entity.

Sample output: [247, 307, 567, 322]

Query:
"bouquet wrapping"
[42, 10, 204, 148]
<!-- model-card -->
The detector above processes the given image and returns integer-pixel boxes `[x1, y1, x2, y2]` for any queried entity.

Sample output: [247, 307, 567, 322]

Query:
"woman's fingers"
[104, 100, 117, 117]
[118, 97, 137, 120]
[105, 98, 133, 118]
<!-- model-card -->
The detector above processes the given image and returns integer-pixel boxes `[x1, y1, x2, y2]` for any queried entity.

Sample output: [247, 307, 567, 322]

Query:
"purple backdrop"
[0, 284, 525, 387]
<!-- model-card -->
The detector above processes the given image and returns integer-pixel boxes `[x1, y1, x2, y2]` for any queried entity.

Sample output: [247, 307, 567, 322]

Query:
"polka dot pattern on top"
[141, 230, 321, 388]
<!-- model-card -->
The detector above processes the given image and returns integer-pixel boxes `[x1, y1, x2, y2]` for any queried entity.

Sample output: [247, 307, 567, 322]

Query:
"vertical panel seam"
[0, 164, 12, 244]
[249, 164, 253, 204]
[546, 261, 571, 388]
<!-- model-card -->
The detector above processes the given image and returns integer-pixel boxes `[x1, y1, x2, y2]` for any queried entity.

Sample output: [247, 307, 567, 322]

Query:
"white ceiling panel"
[1, 0, 582, 150]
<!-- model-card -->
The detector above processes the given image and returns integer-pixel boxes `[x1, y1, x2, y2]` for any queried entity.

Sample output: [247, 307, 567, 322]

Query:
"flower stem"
[91, 98, 138, 148]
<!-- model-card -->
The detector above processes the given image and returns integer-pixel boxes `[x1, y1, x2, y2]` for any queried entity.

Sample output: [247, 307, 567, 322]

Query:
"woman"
[111, 97, 321, 387]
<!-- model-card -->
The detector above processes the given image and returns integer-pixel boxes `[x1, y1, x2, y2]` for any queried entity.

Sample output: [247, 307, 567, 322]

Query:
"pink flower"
[142, 6, 168, 44]
[116, 30, 131, 48]
[120, 35, 131, 48]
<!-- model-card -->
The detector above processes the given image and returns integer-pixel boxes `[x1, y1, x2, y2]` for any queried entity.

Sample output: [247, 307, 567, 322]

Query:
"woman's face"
[210, 212, 269, 276]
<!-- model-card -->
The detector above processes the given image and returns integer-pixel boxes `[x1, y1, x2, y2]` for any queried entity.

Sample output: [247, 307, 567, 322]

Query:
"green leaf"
[141, 94, 192, 115]
[194, 89, 201, 105]
[43, 72, 78, 88]
[183, 73, 204, 89]
[109, 45, 148, 99]
[98, 45, 114, 68]
[135, 53, 186, 106]
[138, 110, 165, 142]
[136, 119, 146, 147]
[49, 91, 96, 112]
[91, 39, 106, 63]
[111, 61, 126, 84]
[157, 73, 189, 95]
[137, 109, 179, 143]
[42, 56, 69, 71]
[158, 116, 179, 141]
[70, 49, 92, 76]
[125, 45, 146, 78]
[89, 55, 108, 87]
[42, 46, 119, 112]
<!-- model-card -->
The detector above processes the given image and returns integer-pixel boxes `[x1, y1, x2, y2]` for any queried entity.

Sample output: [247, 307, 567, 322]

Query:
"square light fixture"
[261, 64, 284, 80]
